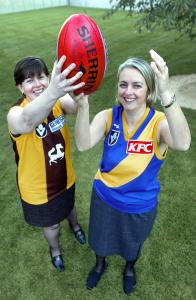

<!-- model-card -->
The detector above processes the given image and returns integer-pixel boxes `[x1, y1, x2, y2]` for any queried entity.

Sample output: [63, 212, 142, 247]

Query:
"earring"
[146, 96, 153, 107]
[146, 96, 151, 103]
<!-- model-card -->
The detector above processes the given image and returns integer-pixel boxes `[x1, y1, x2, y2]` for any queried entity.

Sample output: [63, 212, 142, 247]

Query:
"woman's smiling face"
[117, 67, 148, 111]
[19, 72, 49, 101]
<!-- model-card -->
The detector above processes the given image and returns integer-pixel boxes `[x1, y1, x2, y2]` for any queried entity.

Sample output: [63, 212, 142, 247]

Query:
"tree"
[107, 0, 196, 40]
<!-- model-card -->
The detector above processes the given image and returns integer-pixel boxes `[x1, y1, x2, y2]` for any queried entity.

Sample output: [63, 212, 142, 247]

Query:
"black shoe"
[73, 228, 86, 244]
[123, 267, 136, 295]
[50, 249, 65, 272]
[86, 263, 108, 289]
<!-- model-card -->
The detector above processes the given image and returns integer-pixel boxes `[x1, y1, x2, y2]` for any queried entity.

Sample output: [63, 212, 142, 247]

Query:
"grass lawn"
[0, 5, 195, 300]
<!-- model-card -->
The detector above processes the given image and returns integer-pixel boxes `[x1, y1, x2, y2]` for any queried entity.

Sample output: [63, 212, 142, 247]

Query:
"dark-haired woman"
[7, 56, 86, 272]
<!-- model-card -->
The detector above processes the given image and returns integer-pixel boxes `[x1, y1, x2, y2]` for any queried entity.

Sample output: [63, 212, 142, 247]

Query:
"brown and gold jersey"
[10, 98, 75, 205]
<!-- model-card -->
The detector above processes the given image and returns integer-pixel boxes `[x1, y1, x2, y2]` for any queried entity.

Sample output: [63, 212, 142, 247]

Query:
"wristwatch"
[161, 94, 176, 108]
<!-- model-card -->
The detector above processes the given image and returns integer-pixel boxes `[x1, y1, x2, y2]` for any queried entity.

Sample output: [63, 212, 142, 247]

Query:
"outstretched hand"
[150, 49, 171, 98]
[49, 56, 85, 99]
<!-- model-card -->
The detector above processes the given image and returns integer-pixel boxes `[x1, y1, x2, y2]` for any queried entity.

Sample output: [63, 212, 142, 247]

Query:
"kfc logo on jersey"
[126, 140, 153, 154]
[108, 130, 120, 146]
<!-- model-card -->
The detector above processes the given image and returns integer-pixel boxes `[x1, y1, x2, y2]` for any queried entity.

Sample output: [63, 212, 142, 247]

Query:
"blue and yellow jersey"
[9, 98, 75, 205]
[93, 105, 167, 213]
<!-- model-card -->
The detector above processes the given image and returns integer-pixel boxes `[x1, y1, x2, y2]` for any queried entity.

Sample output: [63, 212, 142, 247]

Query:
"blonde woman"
[74, 50, 191, 295]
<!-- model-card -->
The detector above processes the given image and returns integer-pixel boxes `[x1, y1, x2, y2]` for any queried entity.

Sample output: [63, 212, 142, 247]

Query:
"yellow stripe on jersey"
[14, 130, 48, 203]
[152, 115, 168, 160]
[95, 151, 153, 187]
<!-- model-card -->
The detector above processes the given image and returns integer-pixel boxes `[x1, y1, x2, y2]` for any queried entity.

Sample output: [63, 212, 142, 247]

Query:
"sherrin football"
[57, 13, 107, 95]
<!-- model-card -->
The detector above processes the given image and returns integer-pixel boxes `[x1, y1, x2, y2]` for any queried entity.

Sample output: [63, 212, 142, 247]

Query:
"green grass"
[0, 6, 196, 300]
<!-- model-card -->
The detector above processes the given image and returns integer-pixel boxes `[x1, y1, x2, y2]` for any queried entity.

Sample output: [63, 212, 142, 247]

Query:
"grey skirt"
[88, 188, 157, 261]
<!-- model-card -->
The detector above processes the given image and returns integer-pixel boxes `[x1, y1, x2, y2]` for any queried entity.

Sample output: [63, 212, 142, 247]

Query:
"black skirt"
[21, 184, 75, 227]
[88, 188, 157, 261]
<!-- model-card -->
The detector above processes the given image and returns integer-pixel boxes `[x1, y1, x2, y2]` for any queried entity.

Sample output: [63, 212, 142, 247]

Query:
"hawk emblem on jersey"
[35, 123, 47, 138]
[48, 143, 64, 165]
[108, 130, 120, 146]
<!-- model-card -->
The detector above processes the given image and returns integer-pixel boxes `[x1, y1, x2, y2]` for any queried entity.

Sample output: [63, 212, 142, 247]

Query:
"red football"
[57, 13, 107, 95]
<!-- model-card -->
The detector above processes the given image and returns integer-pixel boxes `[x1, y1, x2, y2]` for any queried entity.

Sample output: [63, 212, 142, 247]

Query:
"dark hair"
[14, 57, 49, 85]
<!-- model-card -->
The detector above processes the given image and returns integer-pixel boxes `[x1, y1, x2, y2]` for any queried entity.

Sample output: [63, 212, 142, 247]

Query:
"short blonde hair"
[117, 57, 156, 106]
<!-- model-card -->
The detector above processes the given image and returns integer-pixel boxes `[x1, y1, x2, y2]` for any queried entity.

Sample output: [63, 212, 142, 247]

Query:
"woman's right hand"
[70, 92, 89, 108]
[49, 56, 85, 99]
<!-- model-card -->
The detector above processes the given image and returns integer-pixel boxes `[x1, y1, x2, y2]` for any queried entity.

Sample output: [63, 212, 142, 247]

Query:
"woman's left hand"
[150, 49, 171, 97]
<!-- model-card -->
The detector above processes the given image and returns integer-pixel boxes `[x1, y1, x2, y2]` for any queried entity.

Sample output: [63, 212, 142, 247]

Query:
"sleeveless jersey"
[93, 105, 167, 214]
[9, 98, 75, 205]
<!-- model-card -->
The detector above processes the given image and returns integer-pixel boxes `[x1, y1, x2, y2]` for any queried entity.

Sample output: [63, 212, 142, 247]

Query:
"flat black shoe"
[86, 263, 108, 289]
[68, 223, 86, 245]
[123, 267, 136, 295]
[50, 249, 65, 272]
[73, 228, 86, 244]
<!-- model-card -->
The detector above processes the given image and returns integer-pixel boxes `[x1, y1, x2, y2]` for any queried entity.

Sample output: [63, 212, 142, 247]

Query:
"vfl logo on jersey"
[48, 143, 64, 165]
[108, 130, 120, 146]
[35, 123, 47, 138]
[126, 140, 154, 154]
[49, 115, 65, 133]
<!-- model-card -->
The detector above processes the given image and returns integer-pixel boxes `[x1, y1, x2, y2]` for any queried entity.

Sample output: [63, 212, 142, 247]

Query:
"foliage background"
[108, 0, 196, 40]
[0, 5, 195, 300]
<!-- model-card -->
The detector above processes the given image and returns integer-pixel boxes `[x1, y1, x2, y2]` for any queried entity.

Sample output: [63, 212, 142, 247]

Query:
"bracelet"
[161, 94, 176, 108]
